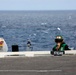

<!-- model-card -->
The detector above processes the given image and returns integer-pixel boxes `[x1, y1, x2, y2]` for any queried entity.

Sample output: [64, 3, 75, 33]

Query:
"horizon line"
[0, 9, 76, 11]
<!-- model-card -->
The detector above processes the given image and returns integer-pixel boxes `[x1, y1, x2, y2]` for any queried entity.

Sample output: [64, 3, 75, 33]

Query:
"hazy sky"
[0, 0, 76, 10]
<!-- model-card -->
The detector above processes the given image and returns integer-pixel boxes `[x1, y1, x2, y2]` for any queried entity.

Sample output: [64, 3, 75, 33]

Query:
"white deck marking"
[0, 70, 62, 72]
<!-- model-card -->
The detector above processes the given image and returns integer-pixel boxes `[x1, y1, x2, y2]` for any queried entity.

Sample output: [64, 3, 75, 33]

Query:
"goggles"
[55, 39, 63, 43]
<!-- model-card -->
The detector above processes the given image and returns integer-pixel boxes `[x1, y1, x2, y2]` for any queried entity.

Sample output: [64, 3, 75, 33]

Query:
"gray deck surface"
[0, 55, 76, 75]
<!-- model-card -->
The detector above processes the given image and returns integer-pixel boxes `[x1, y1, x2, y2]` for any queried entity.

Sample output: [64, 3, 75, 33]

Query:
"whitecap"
[33, 33, 36, 36]
[42, 29, 50, 34]
[42, 30, 48, 34]
[57, 27, 61, 31]
[2, 25, 6, 28]
[41, 23, 47, 25]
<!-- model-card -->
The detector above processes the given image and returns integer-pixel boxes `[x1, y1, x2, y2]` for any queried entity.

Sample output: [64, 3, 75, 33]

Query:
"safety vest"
[54, 43, 66, 51]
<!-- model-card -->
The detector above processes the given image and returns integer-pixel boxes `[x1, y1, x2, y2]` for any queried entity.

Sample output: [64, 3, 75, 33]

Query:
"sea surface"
[0, 10, 76, 51]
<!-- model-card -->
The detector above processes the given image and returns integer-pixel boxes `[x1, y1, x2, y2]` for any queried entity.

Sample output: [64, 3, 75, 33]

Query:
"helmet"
[55, 35, 63, 43]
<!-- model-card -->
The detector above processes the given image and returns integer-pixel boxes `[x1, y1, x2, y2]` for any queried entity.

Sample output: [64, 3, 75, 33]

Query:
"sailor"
[0, 37, 8, 52]
[51, 35, 70, 55]
[27, 40, 31, 47]
[26, 40, 33, 51]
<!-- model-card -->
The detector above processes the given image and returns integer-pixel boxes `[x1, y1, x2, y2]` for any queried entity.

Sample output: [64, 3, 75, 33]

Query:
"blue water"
[0, 10, 76, 51]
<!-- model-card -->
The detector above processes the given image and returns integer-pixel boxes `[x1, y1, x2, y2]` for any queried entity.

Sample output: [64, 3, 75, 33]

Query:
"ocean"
[0, 10, 76, 51]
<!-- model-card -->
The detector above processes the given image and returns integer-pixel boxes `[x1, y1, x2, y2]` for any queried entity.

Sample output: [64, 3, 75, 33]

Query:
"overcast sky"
[0, 0, 76, 10]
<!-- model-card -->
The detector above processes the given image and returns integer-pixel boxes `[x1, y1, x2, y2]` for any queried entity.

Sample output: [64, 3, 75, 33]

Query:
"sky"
[0, 0, 76, 10]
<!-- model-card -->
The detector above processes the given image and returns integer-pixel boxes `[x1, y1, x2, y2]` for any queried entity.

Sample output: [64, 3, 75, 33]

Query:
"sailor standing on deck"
[26, 40, 33, 51]
[0, 37, 8, 52]
[27, 40, 31, 47]
[51, 35, 70, 55]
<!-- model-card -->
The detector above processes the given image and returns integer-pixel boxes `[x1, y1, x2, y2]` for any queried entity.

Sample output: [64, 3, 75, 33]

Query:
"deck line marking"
[0, 70, 62, 72]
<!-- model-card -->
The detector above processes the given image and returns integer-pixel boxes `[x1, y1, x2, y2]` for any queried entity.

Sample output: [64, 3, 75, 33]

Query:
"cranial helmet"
[55, 35, 63, 43]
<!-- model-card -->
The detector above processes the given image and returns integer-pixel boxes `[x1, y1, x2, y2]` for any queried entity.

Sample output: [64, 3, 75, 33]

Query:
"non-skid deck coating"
[0, 55, 76, 75]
